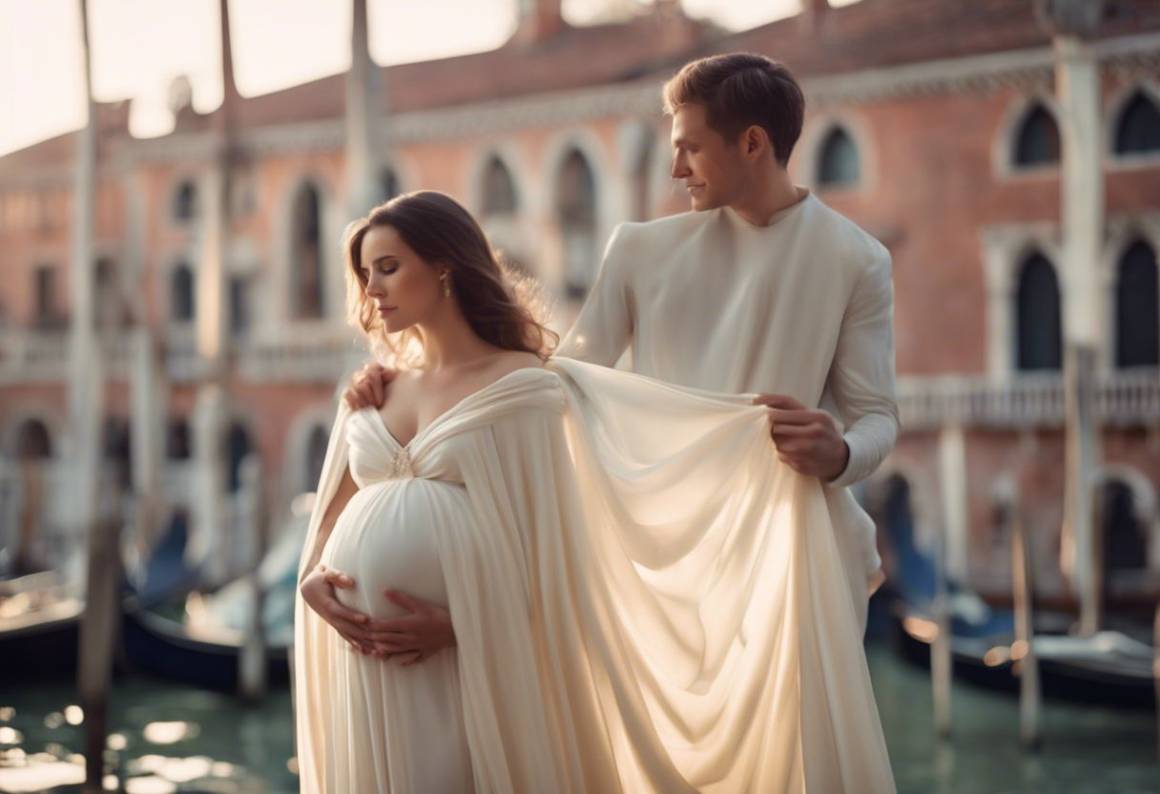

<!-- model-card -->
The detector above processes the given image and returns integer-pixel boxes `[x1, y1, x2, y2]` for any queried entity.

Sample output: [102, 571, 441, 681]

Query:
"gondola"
[883, 498, 1156, 710]
[120, 506, 307, 691]
[0, 569, 84, 679]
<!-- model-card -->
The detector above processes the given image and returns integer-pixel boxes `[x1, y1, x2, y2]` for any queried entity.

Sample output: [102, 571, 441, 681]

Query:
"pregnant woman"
[294, 191, 895, 793]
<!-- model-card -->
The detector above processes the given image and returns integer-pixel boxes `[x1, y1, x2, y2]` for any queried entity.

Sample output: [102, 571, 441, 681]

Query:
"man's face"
[669, 103, 748, 211]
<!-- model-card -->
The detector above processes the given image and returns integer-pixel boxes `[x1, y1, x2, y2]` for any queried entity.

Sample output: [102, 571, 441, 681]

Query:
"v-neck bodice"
[344, 366, 564, 488]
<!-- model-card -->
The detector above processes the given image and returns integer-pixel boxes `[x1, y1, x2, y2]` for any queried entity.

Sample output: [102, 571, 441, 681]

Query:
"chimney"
[513, 0, 565, 46]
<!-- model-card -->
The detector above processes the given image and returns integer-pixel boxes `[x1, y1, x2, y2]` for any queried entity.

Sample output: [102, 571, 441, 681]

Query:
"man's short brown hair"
[663, 53, 805, 167]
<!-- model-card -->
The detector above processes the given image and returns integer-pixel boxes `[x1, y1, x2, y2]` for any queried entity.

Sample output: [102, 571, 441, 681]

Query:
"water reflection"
[140, 722, 198, 745]
[0, 651, 1155, 793]
[0, 677, 296, 793]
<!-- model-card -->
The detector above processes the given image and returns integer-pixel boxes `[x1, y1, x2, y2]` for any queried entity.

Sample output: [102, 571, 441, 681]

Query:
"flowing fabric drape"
[294, 359, 894, 793]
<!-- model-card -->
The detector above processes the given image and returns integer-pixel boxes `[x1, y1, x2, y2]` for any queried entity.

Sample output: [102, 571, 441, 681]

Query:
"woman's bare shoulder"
[483, 350, 545, 380]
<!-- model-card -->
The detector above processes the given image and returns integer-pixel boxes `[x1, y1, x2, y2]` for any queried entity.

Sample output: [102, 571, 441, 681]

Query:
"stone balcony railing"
[897, 368, 1160, 430]
[4, 326, 1158, 427]
[0, 328, 134, 384]
[163, 326, 370, 383]
[0, 329, 67, 382]
[234, 334, 371, 383]
[0, 327, 372, 386]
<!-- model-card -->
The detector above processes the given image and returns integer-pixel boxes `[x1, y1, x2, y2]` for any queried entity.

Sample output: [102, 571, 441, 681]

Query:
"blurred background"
[0, 0, 1158, 792]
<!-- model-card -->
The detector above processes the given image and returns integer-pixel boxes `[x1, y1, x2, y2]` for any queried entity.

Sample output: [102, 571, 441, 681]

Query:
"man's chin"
[690, 194, 722, 212]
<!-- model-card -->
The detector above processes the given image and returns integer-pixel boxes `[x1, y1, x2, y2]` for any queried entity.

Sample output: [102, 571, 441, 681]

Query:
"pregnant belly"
[321, 478, 472, 620]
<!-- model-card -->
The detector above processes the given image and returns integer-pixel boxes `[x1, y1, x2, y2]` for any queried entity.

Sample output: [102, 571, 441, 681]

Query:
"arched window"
[305, 425, 329, 492]
[171, 262, 195, 322]
[95, 257, 120, 328]
[174, 179, 197, 222]
[555, 148, 597, 299]
[1100, 479, 1146, 575]
[1113, 91, 1160, 156]
[228, 275, 250, 335]
[817, 127, 860, 187]
[32, 264, 59, 328]
[1015, 252, 1062, 371]
[102, 416, 132, 490]
[1012, 104, 1061, 168]
[291, 183, 324, 319]
[1115, 239, 1159, 368]
[14, 419, 52, 460]
[225, 422, 254, 493]
[166, 418, 191, 460]
[378, 167, 401, 205]
[481, 156, 518, 217]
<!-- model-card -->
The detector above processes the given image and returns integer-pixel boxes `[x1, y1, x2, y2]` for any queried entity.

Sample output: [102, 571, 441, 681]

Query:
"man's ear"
[744, 125, 770, 158]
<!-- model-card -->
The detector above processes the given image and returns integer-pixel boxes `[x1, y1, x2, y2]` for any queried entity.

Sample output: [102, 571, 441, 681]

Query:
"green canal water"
[0, 644, 1156, 793]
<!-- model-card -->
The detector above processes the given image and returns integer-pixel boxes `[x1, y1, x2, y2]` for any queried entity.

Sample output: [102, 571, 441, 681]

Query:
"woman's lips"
[378, 306, 396, 317]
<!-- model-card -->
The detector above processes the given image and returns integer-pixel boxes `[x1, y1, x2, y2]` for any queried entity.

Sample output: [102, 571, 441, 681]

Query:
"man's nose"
[671, 155, 689, 179]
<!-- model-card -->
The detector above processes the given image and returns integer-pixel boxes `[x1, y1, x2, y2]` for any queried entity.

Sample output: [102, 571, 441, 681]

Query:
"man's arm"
[825, 245, 900, 489]
[557, 223, 633, 366]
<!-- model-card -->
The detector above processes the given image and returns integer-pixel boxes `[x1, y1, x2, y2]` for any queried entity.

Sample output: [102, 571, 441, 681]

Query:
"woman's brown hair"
[343, 190, 558, 366]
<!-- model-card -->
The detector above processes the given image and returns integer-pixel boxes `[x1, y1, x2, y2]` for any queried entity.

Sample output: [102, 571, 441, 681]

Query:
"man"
[304, 52, 897, 662]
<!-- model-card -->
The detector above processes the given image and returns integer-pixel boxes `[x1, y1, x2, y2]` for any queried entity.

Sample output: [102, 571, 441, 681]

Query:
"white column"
[191, 383, 227, 582]
[66, 0, 103, 560]
[938, 424, 970, 583]
[130, 328, 164, 549]
[190, 0, 236, 583]
[1055, 35, 1105, 634]
[345, 0, 380, 220]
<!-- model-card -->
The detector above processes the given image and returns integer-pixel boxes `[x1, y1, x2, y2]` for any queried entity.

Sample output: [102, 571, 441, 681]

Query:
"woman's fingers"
[328, 614, 377, 640]
[326, 600, 371, 627]
[383, 589, 426, 613]
[367, 615, 424, 633]
[336, 629, 374, 655]
[345, 366, 377, 409]
[372, 635, 422, 654]
[305, 585, 370, 627]
[364, 371, 383, 406]
[369, 628, 418, 644]
[324, 570, 356, 589]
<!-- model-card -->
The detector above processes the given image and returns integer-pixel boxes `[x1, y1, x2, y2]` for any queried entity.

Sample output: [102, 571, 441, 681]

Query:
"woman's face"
[358, 224, 447, 334]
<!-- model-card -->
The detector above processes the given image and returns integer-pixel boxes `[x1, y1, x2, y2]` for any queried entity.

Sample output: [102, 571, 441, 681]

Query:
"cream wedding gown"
[294, 359, 895, 793]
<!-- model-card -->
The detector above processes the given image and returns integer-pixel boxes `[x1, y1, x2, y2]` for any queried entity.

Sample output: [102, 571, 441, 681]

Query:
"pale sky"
[0, 0, 857, 157]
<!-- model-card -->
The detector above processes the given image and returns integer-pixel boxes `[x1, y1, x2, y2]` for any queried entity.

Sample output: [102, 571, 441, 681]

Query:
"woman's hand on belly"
[300, 564, 384, 657]
[300, 566, 456, 663]
[375, 589, 457, 666]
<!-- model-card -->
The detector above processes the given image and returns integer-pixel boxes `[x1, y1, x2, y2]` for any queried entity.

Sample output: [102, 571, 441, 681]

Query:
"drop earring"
[441, 272, 452, 297]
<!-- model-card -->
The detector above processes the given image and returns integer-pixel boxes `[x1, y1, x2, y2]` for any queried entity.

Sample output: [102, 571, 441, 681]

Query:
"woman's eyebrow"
[371, 255, 399, 265]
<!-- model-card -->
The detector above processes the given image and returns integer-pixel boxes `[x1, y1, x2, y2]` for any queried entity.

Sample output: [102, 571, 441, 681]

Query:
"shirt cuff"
[827, 431, 869, 489]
